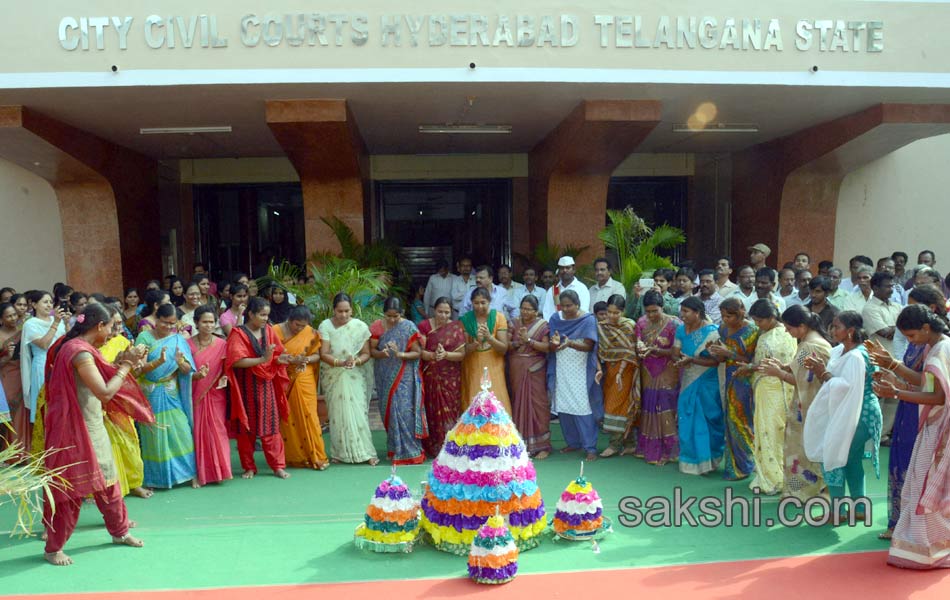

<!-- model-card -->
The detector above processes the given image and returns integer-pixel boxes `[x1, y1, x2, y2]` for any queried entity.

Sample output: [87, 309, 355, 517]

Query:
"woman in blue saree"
[673, 296, 724, 475]
[370, 297, 427, 465]
[135, 303, 197, 489]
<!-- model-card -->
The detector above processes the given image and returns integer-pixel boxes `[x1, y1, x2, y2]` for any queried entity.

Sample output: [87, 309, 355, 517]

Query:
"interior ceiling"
[3, 81, 950, 159]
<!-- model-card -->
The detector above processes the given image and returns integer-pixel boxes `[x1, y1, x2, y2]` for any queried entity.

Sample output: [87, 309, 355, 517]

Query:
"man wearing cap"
[749, 243, 770, 272]
[540, 256, 591, 320]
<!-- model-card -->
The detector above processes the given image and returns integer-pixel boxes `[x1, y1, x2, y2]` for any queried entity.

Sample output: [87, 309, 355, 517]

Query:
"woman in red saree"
[419, 296, 465, 458]
[188, 305, 233, 486]
[507, 295, 552, 459]
[225, 297, 292, 479]
[43, 304, 154, 566]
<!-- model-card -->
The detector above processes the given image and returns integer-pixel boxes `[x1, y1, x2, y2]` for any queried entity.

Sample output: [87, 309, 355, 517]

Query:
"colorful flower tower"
[552, 463, 612, 541]
[468, 511, 518, 584]
[354, 469, 421, 553]
[420, 368, 546, 554]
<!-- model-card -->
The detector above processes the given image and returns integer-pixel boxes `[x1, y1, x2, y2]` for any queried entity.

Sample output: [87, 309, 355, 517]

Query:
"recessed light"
[419, 124, 511, 134]
[140, 126, 232, 135]
[672, 123, 758, 133]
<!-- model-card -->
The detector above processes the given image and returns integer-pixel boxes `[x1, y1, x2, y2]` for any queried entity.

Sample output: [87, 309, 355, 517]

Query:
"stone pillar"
[732, 104, 950, 267]
[528, 100, 661, 264]
[265, 100, 369, 257]
[0, 106, 160, 294]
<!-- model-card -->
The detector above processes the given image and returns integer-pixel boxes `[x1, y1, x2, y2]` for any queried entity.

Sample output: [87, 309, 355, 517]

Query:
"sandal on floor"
[367, 457, 380, 466]
[559, 446, 579, 454]
[599, 447, 618, 458]
[878, 529, 893, 540]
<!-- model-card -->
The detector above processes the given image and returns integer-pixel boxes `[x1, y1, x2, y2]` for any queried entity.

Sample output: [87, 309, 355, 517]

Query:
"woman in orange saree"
[274, 306, 329, 470]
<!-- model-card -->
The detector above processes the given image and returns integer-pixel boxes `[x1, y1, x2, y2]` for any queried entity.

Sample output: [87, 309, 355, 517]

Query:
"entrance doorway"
[607, 177, 688, 264]
[376, 179, 511, 283]
[194, 183, 305, 281]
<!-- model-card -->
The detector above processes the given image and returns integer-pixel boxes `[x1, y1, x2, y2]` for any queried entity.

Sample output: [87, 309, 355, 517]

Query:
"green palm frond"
[285, 255, 389, 325]
[320, 216, 362, 260]
[598, 206, 685, 289]
[255, 259, 302, 292]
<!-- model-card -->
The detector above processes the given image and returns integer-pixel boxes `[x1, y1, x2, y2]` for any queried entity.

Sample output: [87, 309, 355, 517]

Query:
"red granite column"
[528, 101, 661, 264]
[265, 100, 369, 255]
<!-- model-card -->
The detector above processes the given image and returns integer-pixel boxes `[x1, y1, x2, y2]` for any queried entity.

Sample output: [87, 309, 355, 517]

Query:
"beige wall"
[3, 1, 945, 76]
[834, 133, 950, 270]
[0, 158, 67, 291]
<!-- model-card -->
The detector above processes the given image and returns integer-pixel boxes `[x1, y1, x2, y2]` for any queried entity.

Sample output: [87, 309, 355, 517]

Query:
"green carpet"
[0, 426, 891, 595]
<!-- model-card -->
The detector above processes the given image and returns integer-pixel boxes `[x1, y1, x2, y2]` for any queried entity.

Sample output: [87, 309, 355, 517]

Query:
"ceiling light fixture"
[139, 126, 233, 135]
[672, 123, 759, 133]
[419, 124, 512, 135]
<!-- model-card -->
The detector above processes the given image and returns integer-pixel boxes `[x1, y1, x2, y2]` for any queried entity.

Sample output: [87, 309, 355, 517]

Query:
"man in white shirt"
[728, 265, 757, 310]
[588, 257, 626, 311]
[423, 259, 457, 318]
[540, 256, 590, 320]
[839, 255, 874, 294]
[496, 264, 525, 322]
[748, 267, 786, 313]
[827, 267, 851, 309]
[862, 272, 902, 442]
[845, 265, 874, 313]
[785, 269, 812, 308]
[459, 265, 507, 316]
[715, 256, 738, 297]
[511, 266, 545, 319]
[876, 256, 907, 305]
[697, 269, 723, 324]
[778, 268, 797, 306]
[450, 256, 477, 317]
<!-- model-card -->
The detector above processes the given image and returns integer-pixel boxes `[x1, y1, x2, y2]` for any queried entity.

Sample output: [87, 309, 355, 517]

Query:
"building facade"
[2, 1, 950, 292]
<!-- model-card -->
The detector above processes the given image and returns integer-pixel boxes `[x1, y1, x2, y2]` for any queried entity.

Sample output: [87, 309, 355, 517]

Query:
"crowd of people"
[1, 244, 949, 570]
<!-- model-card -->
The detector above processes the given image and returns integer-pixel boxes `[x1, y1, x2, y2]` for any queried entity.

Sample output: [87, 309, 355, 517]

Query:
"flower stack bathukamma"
[420, 368, 546, 555]
[468, 512, 518, 584]
[552, 463, 611, 541]
[353, 471, 421, 553]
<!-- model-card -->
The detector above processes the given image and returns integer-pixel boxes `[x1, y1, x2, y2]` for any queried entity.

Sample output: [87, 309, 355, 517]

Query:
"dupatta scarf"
[225, 324, 290, 432]
[45, 337, 154, 501]
[546, 312, 603, 421]
[597, 317, 638, 364]
[460, 309, 497, 339]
